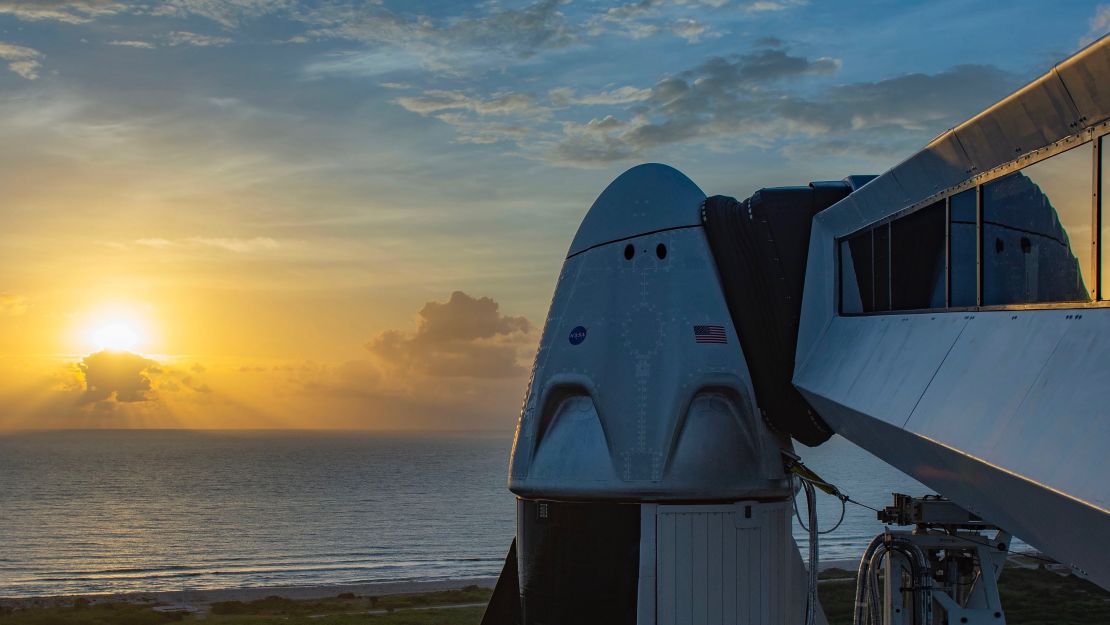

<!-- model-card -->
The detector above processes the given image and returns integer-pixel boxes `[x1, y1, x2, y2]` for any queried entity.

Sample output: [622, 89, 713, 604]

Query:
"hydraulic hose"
[804, 478, 819, 625]
[853, 534, 934, 625]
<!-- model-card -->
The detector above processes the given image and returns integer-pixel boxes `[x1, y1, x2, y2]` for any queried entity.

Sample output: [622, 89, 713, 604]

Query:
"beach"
[2, 560, 1108, 625]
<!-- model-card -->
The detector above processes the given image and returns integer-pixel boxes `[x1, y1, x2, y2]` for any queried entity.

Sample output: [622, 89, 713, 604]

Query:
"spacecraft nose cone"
[567, 163, 706, 257]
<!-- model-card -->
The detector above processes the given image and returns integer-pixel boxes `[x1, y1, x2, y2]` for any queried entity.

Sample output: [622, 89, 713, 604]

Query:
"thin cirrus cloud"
[0, 292, 27, 316]
[0, 0, 125, 24]
[134, 237, 282, 253]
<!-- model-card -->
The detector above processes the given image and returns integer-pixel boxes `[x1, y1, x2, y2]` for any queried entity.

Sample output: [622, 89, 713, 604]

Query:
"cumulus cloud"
[0, 42, 42, 80]
[0, 0, 124, 24]
[365, 291, 532, 379]
[78, 350, 159, 403]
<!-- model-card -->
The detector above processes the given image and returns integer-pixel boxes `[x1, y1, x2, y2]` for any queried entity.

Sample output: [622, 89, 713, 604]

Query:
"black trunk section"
[517, 499, 640, 625]
[702, 181, 854, 446]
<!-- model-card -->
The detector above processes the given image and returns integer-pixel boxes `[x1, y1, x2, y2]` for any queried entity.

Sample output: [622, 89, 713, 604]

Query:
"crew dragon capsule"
[482, 164, 865, 625]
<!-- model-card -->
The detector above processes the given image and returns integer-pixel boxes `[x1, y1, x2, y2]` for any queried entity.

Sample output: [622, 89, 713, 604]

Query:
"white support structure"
[642, 502, 823, 625]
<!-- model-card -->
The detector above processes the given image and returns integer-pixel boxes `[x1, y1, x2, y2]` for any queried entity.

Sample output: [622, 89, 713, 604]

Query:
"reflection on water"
[0, 430, 1024, 597]
[0, 430, 515, 597]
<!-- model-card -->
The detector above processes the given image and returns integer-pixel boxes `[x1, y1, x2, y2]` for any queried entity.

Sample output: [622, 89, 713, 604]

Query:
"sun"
[77, 306, 154, 354]
[88, 321, 143, 352]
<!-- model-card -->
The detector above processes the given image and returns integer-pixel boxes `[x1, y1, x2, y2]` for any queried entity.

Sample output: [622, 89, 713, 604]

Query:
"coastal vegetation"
[817, 565, 1110, 625]
[1, 570, 1107, 625]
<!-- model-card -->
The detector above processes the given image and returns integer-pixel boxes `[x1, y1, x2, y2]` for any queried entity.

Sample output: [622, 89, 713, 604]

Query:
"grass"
[208, 586, 491, 617]
[818, 566, 1110, 625]
[0, 587, 492, 625]
[1, 569, 1106, 624]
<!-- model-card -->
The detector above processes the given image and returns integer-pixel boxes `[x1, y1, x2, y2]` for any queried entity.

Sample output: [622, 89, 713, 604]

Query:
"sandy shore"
[0, 577, 499, 610]
[0, 560, 867, 609]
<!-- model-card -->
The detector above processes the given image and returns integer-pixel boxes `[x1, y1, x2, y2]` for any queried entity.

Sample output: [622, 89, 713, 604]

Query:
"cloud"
[774, 64, 1016, 133]
[150, 0, 295, 29]
[394, 90, 545, 117]
[392, 89, 549, 144]
[303, 0, 576, 72]
[585, 0, 788, 42]
[133, 236, 280, 252]
[78, 350, 159, 403]
[109, 39, 156, 49]
[1083, 5, 1110, 46]
[0, 0, 125, 24]
[186, 236, 279, 252]
[548, 86, 652, 106]
[382, 46, 864, 163]
[365, 291, 532, 379]
[7, 60, 39, 80]
[0, 292, 27, 316]
[744, 0, 807, 11]
[670, 18, 709, 43]
[166, 31, 233, 47]
[549, 49, 842, 163]
[0, 41, 42, 80]
[550, 57, 1017, 166]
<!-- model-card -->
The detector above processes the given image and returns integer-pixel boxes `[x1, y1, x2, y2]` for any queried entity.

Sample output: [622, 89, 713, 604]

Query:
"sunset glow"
[87, 321, 143, 353]
[0, 2, 1098, 432]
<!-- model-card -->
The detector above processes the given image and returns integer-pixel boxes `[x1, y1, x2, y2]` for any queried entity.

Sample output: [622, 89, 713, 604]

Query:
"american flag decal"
[693, 325, 727, 344]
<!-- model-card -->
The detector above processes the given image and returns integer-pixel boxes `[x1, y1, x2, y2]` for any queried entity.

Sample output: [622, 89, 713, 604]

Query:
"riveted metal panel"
[845, 168, 911, 230]
[798, 394, 1110, 590]
[886, 131, 974, 203]
[954, 74, 1080, 172]
[1057, 36, 1110, 128]
[795, 308, 1110, 590]
[567, 164, 705, 257]
[511, 167, 790, 501]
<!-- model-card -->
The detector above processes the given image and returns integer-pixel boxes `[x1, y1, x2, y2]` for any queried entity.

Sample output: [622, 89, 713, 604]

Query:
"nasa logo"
[568, 326, 587, 345]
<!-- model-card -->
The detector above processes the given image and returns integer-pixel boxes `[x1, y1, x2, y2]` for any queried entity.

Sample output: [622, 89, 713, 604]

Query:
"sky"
[0, 0, 1105, 430]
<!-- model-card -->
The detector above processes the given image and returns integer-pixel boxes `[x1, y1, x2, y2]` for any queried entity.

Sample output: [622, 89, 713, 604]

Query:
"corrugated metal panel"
[655, 504, 793, 625]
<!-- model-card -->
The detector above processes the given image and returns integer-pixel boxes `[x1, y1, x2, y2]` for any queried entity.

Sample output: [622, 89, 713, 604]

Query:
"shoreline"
[0, 576, 499, 609]
[0, 559, 866, 607]
[0, 554, 1065, 609]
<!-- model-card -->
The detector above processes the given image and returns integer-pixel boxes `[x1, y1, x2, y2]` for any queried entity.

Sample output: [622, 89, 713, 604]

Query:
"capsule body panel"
[509, 164, 791, 502]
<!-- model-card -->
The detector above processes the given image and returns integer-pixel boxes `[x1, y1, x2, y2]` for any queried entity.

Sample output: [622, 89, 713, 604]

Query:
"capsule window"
[623, 244, 634, 260]
[656, 243, 667, 259]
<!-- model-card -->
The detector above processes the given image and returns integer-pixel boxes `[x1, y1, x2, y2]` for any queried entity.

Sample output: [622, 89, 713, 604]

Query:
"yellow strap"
[788, 463, 843, 498]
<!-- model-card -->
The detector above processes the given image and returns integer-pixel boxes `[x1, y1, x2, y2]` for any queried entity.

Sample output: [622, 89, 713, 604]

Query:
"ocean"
[0, 430, 948, 597]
